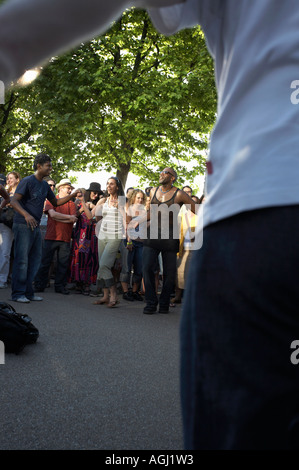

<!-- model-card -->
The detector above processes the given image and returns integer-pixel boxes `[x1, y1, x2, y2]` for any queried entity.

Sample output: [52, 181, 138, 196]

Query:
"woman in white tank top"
[92, 177, 126, 308]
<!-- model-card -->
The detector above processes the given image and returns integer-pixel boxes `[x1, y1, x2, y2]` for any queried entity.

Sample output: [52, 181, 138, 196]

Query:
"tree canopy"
[0, 8, 217, 188]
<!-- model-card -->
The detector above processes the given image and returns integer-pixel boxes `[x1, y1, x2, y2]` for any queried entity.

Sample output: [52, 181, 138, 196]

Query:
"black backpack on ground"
[0, 302, 39, 354]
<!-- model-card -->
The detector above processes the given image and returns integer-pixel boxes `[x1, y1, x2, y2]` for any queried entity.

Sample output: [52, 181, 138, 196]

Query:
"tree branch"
[4, 128, 33, 154]
[132, 15, 149, 81]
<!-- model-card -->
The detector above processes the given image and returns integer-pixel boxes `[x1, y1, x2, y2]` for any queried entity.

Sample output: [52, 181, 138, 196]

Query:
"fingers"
[27, 218, 37, 230]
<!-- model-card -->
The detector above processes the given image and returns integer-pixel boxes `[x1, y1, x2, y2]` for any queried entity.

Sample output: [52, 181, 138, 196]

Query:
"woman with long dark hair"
[68, 183, 102, 295]
[92, 176, 125, 308]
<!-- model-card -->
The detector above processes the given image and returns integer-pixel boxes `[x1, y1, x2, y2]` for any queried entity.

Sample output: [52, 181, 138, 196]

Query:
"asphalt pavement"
[0, 283, 183, 450]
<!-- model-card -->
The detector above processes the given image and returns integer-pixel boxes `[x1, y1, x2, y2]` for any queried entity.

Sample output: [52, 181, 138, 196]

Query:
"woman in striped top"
[92, 177, 125, 308]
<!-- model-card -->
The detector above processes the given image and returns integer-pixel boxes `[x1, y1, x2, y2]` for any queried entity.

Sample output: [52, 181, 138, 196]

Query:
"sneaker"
[12, 296, 30, 303]
[55, 287, 70, 295]
[143, 304, 157, 314]
[123, 291, 134, 301]
[159, 306, 169, 314]
[27, 295, 43, 301]
[0, 282, 8, 288]
[132, 291, 143, 301]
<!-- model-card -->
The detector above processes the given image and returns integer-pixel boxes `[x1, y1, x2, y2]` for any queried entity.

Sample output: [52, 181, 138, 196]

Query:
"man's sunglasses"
[160, 170, 174, 176]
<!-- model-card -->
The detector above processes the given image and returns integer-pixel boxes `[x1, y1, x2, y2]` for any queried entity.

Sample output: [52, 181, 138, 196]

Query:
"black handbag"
[0, 302, 39, 354]
[0, 206, 14, 228]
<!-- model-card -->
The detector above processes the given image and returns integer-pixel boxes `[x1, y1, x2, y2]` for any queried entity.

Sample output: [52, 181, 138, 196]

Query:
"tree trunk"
[0, 149, 6, 173]
[116, 160, 131, 191]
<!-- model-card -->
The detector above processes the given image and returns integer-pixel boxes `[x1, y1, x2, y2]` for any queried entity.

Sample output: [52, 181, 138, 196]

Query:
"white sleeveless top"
[97, 199, 124, 240]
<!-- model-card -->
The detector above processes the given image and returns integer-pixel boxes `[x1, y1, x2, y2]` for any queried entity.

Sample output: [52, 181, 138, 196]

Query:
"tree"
[1, 8, 217, 187]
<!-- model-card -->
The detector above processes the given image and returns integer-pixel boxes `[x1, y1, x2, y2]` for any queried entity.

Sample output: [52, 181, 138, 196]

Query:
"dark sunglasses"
[160, 170, 174, 176]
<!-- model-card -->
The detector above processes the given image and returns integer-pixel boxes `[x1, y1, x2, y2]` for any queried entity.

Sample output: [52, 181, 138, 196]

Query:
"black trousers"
[181, 206, 299, 449]
[34, 239, 71, 290]
[142, 239, 178, 308]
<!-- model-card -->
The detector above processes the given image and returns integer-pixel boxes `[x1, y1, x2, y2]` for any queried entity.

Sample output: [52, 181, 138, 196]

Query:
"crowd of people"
[0, 153, 204, 313]
[1, 0, 299, 451]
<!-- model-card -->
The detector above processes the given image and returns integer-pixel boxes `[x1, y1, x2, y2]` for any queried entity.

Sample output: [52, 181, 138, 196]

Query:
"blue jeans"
[181, 206, 299, 450]
[11, 223, 42, 300]
[127, 240, 143, 285]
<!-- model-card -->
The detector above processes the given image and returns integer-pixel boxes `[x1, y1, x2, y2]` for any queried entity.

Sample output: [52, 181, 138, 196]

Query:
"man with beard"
[142, 167, 196, 314]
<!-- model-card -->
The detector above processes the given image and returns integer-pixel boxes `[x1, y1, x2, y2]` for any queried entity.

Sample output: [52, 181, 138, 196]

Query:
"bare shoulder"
[174, 187, 185, 199]
[97, 197, 107, 205]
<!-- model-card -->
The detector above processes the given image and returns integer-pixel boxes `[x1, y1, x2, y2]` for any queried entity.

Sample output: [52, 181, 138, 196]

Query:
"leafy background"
[0, 5, 217, 192]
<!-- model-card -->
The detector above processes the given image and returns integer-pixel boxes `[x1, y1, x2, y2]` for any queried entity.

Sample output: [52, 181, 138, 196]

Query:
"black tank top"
[143, 187, 181, 251]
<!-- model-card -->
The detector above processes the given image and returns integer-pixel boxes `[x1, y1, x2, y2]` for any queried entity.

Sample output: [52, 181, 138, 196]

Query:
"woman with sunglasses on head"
[92, 176, 125, 308]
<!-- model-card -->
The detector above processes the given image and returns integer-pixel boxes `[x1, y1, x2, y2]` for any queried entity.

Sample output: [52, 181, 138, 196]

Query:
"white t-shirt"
[149, 0, 299, 227]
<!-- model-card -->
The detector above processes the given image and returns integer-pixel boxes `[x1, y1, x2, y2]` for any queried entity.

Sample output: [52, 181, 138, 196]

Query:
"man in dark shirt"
[10, 153, 81, 303]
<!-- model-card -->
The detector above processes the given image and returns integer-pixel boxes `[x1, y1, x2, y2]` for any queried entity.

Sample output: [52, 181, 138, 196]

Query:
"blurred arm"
[0, 0, 185, 85]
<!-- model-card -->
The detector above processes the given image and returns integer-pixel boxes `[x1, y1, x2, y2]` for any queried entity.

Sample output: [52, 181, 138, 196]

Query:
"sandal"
[170, 297, 181, 304]
[107, 300, 118, 308]
[92, 298, 109, 305]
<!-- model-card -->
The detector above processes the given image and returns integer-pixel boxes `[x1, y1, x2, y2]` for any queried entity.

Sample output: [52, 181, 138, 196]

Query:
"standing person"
[0, 172, 20, 288]
[120, 187, 136, 301]
[68, 188, 99, 295]
[126, 189, 146, 301]
[0, 180, 10, 205]
[92, 176, 125, 308]
[0, 180, 11, 288]
[181, 185, 192, 198]
[40, 176, 56, 242]
[143, 168, 195, 314]
[171, 184, 196, 305]
[171, 194, 202, 306]
[84, 182, 103, 210]
[3, 0, 299, 451]
[34, 178, 77, 295]
[10, 153, 81, 303]
[6, 171, 21, 196]
[5, 171, 22, 283]
[147, 1, 299, 451]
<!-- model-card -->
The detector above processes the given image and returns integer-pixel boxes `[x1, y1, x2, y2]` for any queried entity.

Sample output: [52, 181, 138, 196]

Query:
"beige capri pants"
[97, 236, 122, 288]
